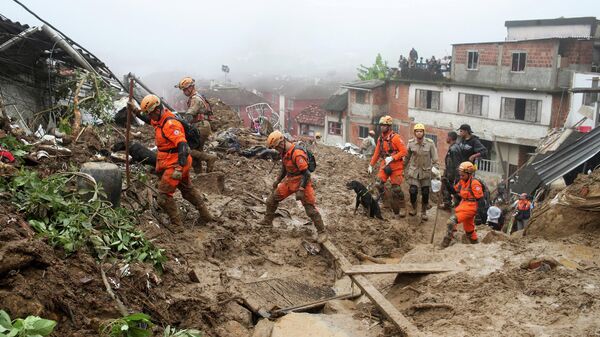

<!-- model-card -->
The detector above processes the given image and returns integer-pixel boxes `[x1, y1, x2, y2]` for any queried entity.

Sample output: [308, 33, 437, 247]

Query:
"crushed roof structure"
[322, 88, 348, 112]
[202, 87, 266, 107]
[296, 104, 326, 126]
[341, 79, 385, 90]
[532, 127, 600, 185]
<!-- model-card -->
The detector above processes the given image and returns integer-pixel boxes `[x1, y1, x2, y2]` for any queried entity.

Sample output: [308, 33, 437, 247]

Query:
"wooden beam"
[322, 241, 423, 337]
[345, 263, 454, 275]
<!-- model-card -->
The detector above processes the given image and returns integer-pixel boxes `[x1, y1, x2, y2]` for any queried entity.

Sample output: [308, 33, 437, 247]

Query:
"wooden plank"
[345, 263, 454, 275]
[322, 240, 423, 337]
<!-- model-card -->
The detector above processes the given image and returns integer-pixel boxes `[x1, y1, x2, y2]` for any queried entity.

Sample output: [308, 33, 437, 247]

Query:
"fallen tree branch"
[71, 77, 86, 137]
[100, 266, 129, 316]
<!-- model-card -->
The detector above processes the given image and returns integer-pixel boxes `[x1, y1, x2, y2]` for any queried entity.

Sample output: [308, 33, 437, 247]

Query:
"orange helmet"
[458, 161, 476, 174]
[379, 115, 393, 125]
[176, 77, 195, 90]
[267, 131, 285, 149]
[140, 94, 161, 113]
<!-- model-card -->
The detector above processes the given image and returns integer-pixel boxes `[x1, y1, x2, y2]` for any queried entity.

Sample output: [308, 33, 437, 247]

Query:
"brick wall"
[387, 83, 409, 121]
[550, 92, 571, 128]
[560, 39, 594, 66]
[500, 40, 556, 68]
[454, 43, 499, 66]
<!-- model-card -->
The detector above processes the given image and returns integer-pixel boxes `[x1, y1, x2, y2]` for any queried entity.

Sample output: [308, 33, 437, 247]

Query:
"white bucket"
[431, 178, 442, 193]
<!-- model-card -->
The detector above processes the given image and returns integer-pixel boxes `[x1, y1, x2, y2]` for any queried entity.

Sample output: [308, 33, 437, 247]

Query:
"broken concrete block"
[251, 319, 273, 337]
[79, 162, 122, 207]
[271, 313, 369, 337]
[481, 230, 509, 244]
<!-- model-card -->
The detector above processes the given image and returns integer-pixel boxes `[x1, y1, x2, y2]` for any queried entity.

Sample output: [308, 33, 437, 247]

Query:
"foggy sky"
[2, 0, 599, 84]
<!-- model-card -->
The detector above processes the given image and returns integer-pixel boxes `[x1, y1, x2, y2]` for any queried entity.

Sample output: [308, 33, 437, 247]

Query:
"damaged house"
[0, 13, 125, 134]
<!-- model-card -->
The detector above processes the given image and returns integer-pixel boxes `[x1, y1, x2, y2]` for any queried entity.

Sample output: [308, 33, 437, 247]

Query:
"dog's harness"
[358, 189, 370, 199]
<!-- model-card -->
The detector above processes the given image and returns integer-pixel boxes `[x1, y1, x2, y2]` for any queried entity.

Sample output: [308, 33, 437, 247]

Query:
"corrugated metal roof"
[342, 79, 385, 90]
[532, 127, 600, 185]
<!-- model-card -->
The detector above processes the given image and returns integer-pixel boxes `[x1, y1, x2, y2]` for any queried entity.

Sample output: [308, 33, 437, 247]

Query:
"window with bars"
[467, 51, 479, 70]
[501, 97, 541, 123]
[458, 93, 488, 116]
[425, 134, 438, 146]
[583, 78, 599, 106]
[415, 89, 441, 110]
[511, 52, 526, 72]
[356, 91, 367, 104]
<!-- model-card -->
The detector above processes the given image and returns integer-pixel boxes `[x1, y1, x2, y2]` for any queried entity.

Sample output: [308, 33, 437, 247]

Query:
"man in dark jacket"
[457, 124, 487, 163]
[441, 131, 463, 209]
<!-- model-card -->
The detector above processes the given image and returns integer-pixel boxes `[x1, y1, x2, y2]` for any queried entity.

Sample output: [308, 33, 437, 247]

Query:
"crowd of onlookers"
[398, 48, 451, 76]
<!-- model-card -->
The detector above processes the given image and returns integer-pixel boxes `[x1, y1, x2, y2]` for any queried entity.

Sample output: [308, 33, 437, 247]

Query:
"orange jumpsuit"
[369, 131, 408, 185]
[454, 176, 483, 240]
[275, 144, 316, 205]
[151, 109, 192, 197]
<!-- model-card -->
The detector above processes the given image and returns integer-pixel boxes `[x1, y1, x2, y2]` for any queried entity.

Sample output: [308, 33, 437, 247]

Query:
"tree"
[357, 53, 390, 80]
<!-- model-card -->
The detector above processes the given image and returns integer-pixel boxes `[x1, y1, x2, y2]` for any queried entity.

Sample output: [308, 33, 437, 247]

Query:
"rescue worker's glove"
[431, 166, 441, 179]
[384, 156, 393, 166]
[127, 101, 140, 115]
[295, 189, 305, 201]
[367, 165, 373, 174]
[177, 142, 190, 167]
[171, 169, 183, 181]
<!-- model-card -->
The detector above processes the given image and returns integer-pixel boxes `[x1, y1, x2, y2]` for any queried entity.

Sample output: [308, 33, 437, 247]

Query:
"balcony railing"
[477, 159, 501, 175]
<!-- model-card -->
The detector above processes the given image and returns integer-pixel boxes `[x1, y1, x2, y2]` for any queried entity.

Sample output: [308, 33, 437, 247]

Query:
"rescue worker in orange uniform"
[514, 193, 532, 231]
[176, 77, 218, 173]
[131, 94, 213, 232]
[261, 131, 326, 240]
[441, 161, 482, 247]
[368, 115, 409, 217]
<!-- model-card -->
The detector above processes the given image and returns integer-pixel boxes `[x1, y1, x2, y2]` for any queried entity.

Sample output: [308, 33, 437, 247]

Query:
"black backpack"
[295, 145, 317, 172]
[470, 177, 490, 225]
[161, 116, 202, 150]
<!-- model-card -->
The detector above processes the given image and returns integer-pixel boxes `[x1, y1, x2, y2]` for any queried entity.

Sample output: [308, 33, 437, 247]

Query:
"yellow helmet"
[413, 123, 425, 132]
[176, 77, 195, 90]
[140, 94, 161, 113]
[315, 132, 321, 139]
[458, 161, 476, 174]
[267, 130, 285, 148]
[378, 115, 393, 125]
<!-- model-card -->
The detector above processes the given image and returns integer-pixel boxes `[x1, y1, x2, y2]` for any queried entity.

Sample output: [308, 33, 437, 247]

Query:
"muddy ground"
[1, 107, 600, 337]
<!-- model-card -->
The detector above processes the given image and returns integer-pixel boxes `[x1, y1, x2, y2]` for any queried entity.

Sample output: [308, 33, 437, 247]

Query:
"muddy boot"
[260, 194, 278, 227]
[181, 187, 214, 224]
[190, 150, 204, 174]
[421, 202, 428, 221]
[304, 204, 325, 233]
[409, 202, 418, 216]
[398, 198, 407, 218]
[466, 231, 479, 244]
[440, 235, 452, 248]
[158, 195, 184, 233]
[205, 153, 217, 173]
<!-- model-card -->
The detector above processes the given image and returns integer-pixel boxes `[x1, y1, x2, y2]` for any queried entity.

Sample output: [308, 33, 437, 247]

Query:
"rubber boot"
[260, 194, 278, 227]
[181, 187, 214, 224]
[421, 202, 428, 221]
[466, 231, 479, 244]
[304, 204, 325, 233]
[409, 202, 418, 216]
[398, 198, 407, 218]
[440, 235, 452, 248]
[190, 150, 204, 174]
[158, 195, 184, 233]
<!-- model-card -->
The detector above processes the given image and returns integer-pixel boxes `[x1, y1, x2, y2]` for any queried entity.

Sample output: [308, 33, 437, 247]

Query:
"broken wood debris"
[345, 263, 454, 275]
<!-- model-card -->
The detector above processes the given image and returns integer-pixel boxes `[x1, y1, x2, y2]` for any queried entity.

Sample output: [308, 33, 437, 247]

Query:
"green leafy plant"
[0, 135, 31, 161]
[1, 170, 166, 270]
[100, 313, 153, 337]
[0, 310, 57, 337]
[357, 53, 390, 80]
[163, 325, 202, 337]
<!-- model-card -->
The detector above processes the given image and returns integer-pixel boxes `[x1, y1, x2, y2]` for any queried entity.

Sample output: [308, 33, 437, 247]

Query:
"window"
[583, 78, 599, 107]
[501, 97, 541, 123]
[391, 124, 399, 133]
[359, 126, 369, 138]
[425, 134, 437, 146]
[287, 99, 294, 110]
[415, 89, 441, 110]
[511, 52, 526, 72]
[467, 51, 479, 70]
[356, 91, 367, 104]
[394, 85, 399, 99]
[458, 93, 488, 116]
[328, 121, 342, 135]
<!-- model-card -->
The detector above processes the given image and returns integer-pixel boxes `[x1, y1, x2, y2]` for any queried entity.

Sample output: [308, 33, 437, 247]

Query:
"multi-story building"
[343, 16, 599, 184]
